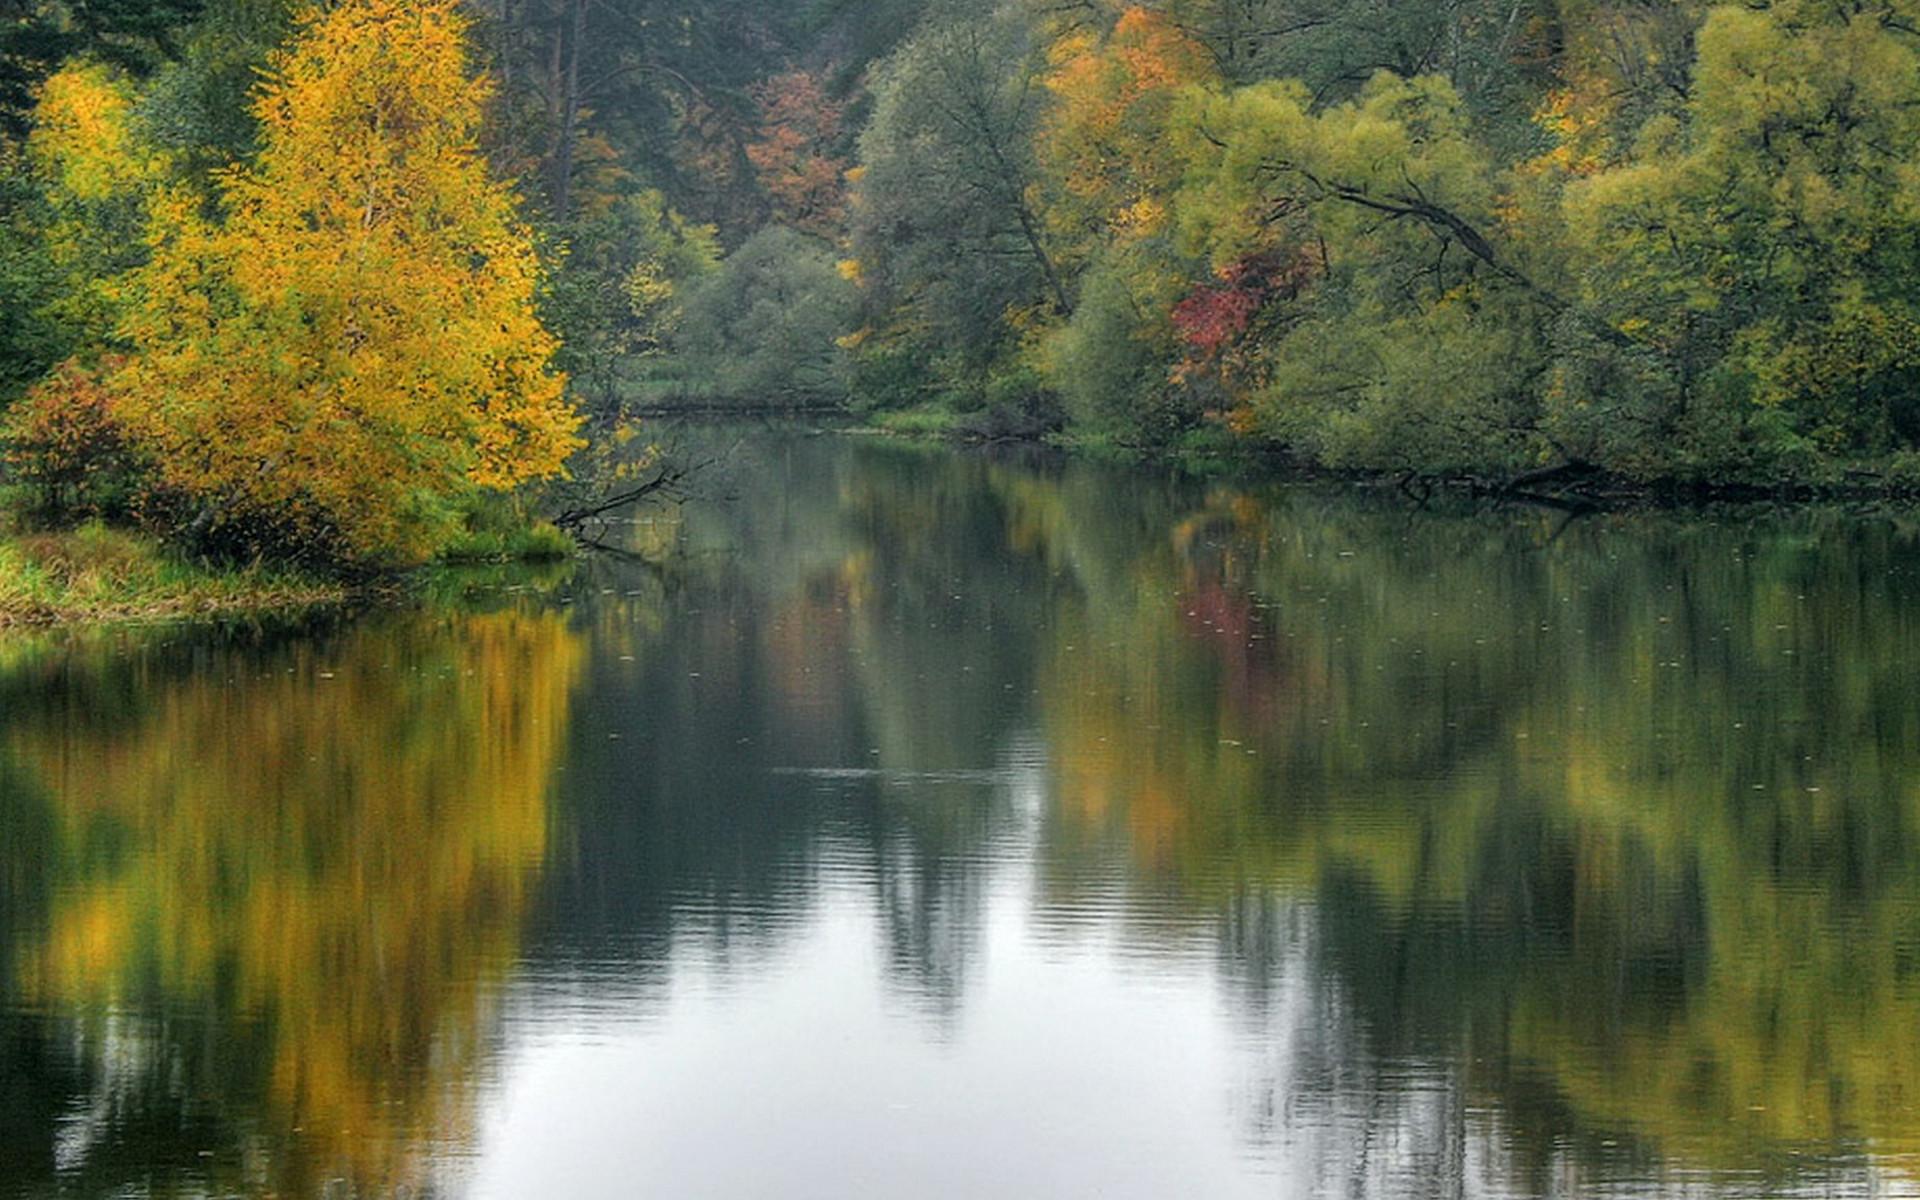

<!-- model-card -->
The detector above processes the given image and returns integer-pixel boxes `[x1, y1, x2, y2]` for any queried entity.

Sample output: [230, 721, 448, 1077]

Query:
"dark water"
[7, 430, 1920, 1198]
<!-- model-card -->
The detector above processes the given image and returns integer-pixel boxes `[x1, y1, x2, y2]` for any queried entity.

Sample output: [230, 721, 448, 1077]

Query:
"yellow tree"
[1032, 7, 1217, 434]
[1038, 6, 1212, 262]
[113, 0, 580, 566]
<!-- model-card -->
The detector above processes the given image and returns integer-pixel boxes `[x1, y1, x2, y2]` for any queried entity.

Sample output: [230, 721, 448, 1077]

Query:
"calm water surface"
[7, 430, 1920, 1198]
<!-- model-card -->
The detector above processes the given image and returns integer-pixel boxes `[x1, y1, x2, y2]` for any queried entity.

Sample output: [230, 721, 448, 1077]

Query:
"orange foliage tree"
[1038, 7, 1212, 255]
[746, 70, 849, 238]
[109, 0, 580, 566]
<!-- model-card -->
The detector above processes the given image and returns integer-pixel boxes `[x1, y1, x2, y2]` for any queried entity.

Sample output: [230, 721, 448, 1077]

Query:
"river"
[5, 427, 1920, 1198]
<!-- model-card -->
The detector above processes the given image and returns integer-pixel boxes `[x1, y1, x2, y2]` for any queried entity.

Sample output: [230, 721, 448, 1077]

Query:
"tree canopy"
[10, 0, 1920, 504]
[5, 0, 578, 566]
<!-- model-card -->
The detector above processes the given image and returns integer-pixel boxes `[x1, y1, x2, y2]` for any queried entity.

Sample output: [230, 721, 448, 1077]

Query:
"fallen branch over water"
[550, 460, 695, 532]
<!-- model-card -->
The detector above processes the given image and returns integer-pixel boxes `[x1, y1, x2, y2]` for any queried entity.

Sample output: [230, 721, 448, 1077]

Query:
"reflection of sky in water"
[475, 739, 1258, 1200]
[468, 724, 1920, 1200]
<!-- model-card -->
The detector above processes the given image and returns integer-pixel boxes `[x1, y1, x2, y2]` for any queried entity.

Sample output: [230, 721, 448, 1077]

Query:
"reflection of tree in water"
[0, 754, 73, 1198]
[545, 439, 1920, 1194]
[1021, 481, 1920, 1192]
[0, 608, 582, 1198]
[558, 444, 1920, 1193]
[10, 437, 1890, 1196]
[537, 434, 1058, 1026]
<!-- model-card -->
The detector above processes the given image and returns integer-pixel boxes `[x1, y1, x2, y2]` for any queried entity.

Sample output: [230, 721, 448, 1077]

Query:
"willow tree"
[1552, 0, 1920, 476]
[113, 0, 579, 566]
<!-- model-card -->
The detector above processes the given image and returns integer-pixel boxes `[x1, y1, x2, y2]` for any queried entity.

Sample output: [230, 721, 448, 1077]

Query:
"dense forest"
[5, 0, 1920, 569]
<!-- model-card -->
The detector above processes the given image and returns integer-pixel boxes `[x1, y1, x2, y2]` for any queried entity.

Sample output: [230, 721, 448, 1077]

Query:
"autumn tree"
[1038, 6, 1210, 259]
[747, 70, 850, 238]
[0, 0, 204, 137]
[1034, 7, 1216, 437]
[107, 0, 579, 566]
[1171, 73, 1553, 470]
[21, 61, 170, 357]
[0, 63, 155, 406]
[1548, 0, 1920, 476]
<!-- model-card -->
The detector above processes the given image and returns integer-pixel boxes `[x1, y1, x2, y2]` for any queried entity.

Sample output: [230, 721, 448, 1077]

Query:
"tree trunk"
[550, 0, 587, 222]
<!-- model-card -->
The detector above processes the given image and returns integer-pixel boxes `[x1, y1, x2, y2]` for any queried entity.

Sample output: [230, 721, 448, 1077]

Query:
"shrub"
[1, 357, 145, 523]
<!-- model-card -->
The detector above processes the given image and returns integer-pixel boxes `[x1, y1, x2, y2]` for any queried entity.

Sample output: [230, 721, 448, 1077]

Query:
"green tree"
[1030, 7, 1218, 439]
[673, 224, 854, 402]
[544, 187, 720, 412]
[1550, 0, 1920, 478]
[1167, 0, 1556, 142]
[848, 9, 1067, 404]
[1172, 72, 1554, 471]
[0, 154, 75, 403]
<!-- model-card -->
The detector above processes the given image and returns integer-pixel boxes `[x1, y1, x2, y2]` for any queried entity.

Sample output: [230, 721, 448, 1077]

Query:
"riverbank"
[0, 524, 354, 628]
[859, 404, 1920, 509]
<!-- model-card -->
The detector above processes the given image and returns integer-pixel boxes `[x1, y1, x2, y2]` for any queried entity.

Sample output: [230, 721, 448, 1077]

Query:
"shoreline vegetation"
[0, 523, 352, 628]
[0, 515, 579, 629]
[12, 0, 1920, 626]
[8, 424, 1920, 631]
[862, 404, 1920, 505]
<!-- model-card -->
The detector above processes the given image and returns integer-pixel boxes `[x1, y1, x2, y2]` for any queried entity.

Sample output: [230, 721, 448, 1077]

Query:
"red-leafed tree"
[1170, 249, 1314, 424]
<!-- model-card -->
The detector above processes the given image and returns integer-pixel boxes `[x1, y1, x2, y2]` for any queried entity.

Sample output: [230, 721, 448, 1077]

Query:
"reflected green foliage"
[562, 432, 1920, 1185]
[1008, 479, 1920, 1170]
[12, 434, 1920, 1194]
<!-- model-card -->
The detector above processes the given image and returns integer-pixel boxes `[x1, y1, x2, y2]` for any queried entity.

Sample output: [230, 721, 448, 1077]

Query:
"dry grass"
[0, 524, 349, 627]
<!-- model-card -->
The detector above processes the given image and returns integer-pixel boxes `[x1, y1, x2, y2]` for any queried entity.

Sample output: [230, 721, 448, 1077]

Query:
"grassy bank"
[0, 524, 352, 627]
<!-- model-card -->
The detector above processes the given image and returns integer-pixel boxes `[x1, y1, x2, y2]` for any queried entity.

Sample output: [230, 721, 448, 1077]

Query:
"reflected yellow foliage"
[5, 608, 583, 1195]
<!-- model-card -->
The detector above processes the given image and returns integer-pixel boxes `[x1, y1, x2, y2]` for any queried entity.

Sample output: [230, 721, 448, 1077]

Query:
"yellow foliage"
[10, 608, 584, 1195]
[109, 0, 580, 565]
[24, 63, 172, 346]
[28, 63, 166, 205]
[1038, 7, 1214, 254]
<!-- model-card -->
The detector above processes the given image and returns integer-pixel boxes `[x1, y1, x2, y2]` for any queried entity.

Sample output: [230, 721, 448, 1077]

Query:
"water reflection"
[0, 609, 582, 1197]
[8, 431, 1920, 1198]
[543, 435, 1920, 1196]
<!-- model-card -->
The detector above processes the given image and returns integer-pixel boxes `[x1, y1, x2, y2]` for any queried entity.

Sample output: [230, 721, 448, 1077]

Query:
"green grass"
[866, 406, 963, 439]
[436, 522, 574, 564]
[436, 496, 576, 564]
[0, 523, 348, 627]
